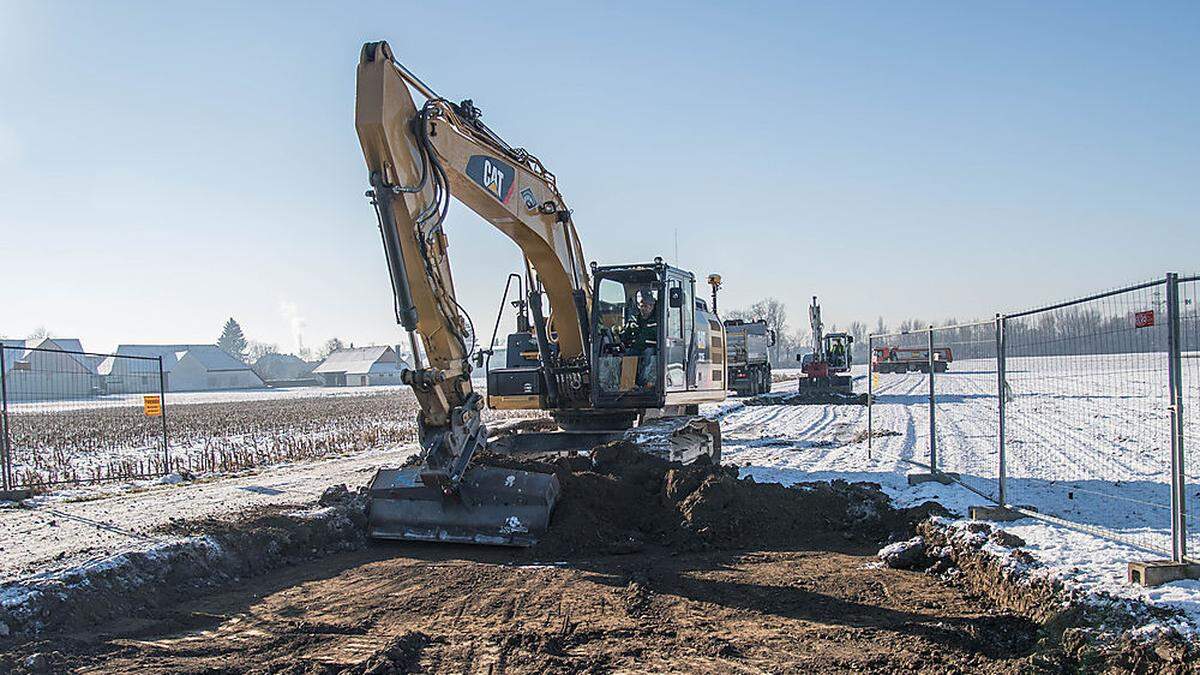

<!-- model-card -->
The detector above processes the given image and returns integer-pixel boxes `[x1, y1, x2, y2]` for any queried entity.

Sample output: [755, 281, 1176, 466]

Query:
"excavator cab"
[589, 260, 710, 410]
[591, 264, 668, 409]
[824, 333, 853, 372]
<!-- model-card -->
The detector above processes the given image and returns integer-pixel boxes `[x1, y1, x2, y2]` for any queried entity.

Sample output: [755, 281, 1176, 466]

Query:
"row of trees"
[718, 296, 1196, 364]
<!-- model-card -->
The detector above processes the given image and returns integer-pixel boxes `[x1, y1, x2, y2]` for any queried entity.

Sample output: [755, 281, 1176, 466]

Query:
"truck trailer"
[872, 346, 953, 374]
[724, 319, 774, 396]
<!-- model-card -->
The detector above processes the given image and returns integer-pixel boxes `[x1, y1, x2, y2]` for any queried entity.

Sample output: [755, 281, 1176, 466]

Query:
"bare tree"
[246, 341, 279, 364]
[27, 326, 51, 341]
[318, 338, 345, 359]
[848, 320, 868, 346]
[729, 298, 789, 364]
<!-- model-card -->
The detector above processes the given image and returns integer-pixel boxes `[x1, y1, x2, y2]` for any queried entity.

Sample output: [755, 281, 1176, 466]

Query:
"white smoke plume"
[279, 300, 307, 354]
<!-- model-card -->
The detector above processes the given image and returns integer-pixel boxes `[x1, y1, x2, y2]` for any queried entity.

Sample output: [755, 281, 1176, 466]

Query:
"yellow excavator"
[355, 41, 727, 546]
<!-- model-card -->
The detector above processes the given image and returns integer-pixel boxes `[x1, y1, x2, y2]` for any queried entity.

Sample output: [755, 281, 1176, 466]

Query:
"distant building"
[252, 353, 318, 386]
[0, 338, 98, 401]
[313, 346, 408, 387]
[99, 344, 264, 393]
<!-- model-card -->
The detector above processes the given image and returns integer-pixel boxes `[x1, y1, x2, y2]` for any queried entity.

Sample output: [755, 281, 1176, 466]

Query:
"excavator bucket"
[365, 465, 560, 547]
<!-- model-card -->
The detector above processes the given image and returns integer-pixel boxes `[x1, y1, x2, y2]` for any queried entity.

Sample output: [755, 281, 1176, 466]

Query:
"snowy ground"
[719, 367, 1200, 634]
[860, 353, 1200, 556]
[0, 444, 419, 581]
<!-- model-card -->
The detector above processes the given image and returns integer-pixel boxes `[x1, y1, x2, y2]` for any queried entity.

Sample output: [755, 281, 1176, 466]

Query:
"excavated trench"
[1, 442, 1092, 673]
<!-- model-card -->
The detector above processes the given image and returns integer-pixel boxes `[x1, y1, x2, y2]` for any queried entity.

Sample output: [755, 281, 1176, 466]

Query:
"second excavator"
[354, 41, 727, 547]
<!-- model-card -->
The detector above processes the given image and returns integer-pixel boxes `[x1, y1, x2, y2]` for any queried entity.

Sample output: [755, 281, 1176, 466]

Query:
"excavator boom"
[356, 41, 575, 544]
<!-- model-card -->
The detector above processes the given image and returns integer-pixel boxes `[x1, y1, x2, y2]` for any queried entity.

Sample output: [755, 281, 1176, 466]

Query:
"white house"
[313, 346, 408, 387]
[99, 344, 264, 393]
[0, 338, 97, 401]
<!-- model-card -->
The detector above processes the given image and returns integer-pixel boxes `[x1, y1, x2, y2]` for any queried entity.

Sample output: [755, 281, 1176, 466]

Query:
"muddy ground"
[37, 546, 1045, 674]
[4, 443, 1068, 673]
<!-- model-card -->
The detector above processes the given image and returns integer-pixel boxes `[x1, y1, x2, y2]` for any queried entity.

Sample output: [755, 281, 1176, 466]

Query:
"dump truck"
[724, 319, 774, 396]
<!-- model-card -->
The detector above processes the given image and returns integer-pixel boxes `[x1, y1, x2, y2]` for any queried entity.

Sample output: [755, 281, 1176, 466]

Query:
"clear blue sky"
[2, 1, 1197, 354]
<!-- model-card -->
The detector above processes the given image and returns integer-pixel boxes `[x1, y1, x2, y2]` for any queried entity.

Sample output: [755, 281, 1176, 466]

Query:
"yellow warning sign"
[143, 394, 163, 417]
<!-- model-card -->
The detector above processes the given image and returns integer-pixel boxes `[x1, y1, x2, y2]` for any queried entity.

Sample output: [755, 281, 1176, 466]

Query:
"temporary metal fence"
[867, 272, 1196, 563]
[0, 344, 169, 491]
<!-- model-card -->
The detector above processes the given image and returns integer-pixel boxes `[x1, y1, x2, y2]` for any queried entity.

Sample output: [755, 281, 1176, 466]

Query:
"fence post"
[158, 356, 170, 473]
[996, 313, 1007, 506]
[867, 334, 874, 458]
[928, 325, 937, 473]
[0, 346, 11, 491]
[1166, 272, 1186, 562]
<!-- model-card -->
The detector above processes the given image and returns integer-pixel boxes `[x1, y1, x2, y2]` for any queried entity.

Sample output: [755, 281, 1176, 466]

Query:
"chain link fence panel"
[930, 321, 1000, 501]
[1003, 280, 1175, 556]
[1, 344, 168, 490]
[1180, 275, 1200, 559]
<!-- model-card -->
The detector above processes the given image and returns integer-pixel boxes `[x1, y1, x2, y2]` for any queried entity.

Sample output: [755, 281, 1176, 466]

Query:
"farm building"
[313, 346, 407, 386]
[0, 338, 98, 401]
[252, 353, 318, 386]
[99, 344, 264, 393]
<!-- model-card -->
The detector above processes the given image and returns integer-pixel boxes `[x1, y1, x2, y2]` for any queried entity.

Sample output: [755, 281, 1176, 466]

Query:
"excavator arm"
[355, 41, 590, 490]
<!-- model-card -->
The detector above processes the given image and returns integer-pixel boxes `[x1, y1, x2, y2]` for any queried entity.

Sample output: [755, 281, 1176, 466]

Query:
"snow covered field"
[859, 353, 1200, 556]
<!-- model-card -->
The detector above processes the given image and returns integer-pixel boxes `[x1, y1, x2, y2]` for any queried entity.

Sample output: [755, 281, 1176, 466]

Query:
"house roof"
[313, 346, 402, 374]
[98, 344, 250, 375]
[178, 345, 254, 372]
[254, 353, 310, 368]
[32, 338, 99, 373]
[99, 344, 188, 375]
[1, 339, 27, 372]
[1, 338, 99, 373]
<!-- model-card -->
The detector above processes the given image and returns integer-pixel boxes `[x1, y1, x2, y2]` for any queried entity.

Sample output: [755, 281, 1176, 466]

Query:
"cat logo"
[465, 155, 516, 203]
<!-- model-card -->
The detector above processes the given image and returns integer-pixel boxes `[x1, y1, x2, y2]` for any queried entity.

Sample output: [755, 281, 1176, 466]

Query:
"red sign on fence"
[1134, 310, 1155, 328]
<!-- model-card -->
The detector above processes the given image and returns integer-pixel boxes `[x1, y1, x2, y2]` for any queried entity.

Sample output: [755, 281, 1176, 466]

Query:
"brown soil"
[1, 442, 1058, 673]
[486, 441, 942, 560]
[13, 547, 1045, 674]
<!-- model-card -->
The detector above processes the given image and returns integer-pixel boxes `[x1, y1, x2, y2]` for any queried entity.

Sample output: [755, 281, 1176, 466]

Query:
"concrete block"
[906, 472, 958, 486]
[0, 489, 31, 502]
[969, 505, 1037, 522]
[1127, 560, 1200, 587]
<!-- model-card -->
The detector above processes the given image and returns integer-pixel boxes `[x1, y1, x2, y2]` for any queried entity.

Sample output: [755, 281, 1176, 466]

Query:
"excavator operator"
[622, 289, 659, 387]
[829, 338, 846, 368]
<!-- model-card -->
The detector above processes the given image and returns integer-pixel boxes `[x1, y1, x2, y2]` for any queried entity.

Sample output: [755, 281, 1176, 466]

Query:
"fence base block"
[969, 505, 1037, 522]
[1127, 560, 1200, 588]
[0, 489, 31, 502]
[907, 472, 959, 486]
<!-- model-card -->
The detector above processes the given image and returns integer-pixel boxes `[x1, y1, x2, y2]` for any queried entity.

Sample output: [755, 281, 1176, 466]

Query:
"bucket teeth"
[366, 465, 560, 547]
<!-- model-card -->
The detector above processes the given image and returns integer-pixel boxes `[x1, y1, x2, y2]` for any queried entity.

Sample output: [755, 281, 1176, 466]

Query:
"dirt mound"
[481, 441, 931, 560]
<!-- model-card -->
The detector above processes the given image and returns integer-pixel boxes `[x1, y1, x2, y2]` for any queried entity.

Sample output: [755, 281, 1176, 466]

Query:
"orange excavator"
[795, 297, 864, 403]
